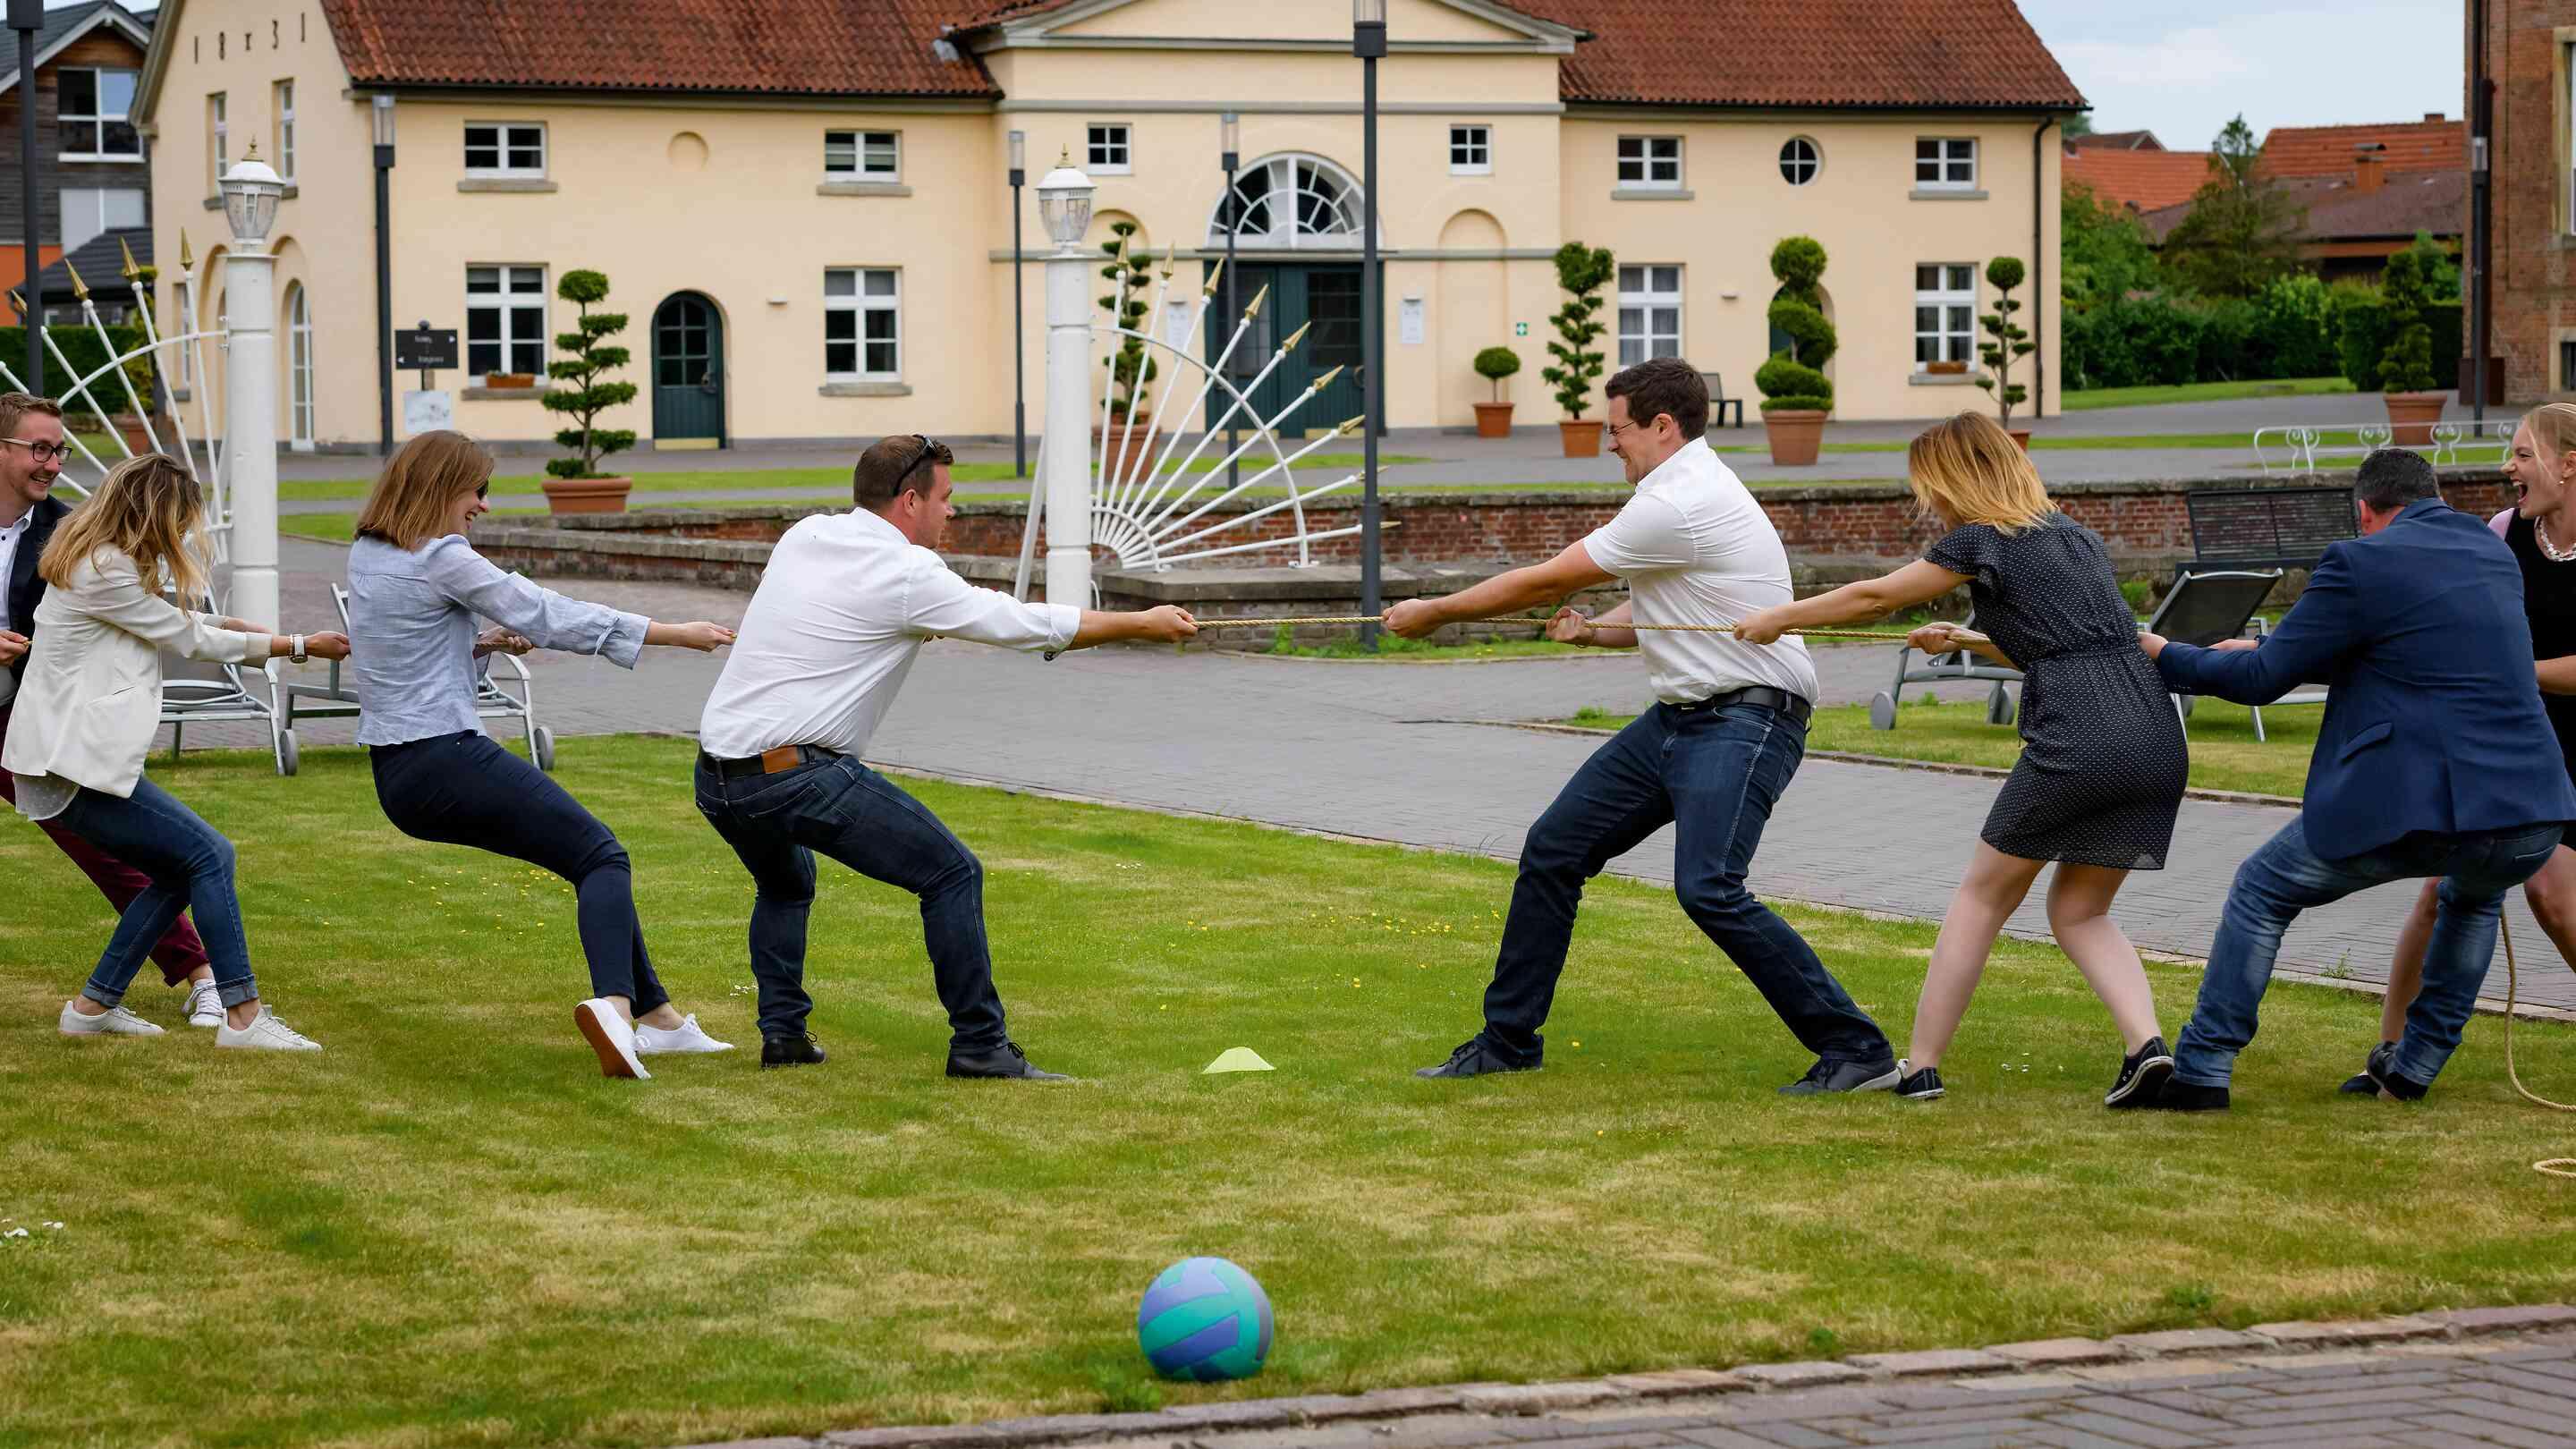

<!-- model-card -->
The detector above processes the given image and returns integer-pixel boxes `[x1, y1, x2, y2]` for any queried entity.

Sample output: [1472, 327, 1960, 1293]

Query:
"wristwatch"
[289, 634, 308, 664]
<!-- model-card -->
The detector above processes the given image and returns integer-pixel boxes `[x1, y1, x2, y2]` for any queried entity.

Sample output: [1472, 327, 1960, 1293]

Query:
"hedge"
[2063, 288, 2462, 392]
[0, 324, 160, 416]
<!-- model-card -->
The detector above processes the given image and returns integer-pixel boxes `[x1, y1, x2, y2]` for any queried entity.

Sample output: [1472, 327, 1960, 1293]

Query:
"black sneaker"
[1414, 1035, 1539, 1079]
[1893, 1060, 1945, 1101]
[760, 1032, 826, 1069]
[2105, 1035, 2175, 1109]
[945, 1038, 1070, 1080]
[1779, 1057, 1902, 1096]
[2339, 1042, 2398, 1096]
[2149, 1078, 2230, 1112]
[2362, 1041, 2430, 1102]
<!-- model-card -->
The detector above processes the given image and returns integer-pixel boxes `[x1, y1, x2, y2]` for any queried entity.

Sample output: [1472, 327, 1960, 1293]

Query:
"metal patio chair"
[1868, 608, 2021, 731]
[270, 583, 555, 776]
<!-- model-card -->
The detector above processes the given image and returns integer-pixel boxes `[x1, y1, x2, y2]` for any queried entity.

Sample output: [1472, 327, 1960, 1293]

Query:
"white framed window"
[465, 265, 548, 377]
[1915, 138, 1978, 190]
[207, 92, 227, 187]
[464, 123, 547, 177]
[57, 68, 140, 160]
[59, 188, 144, 253]
[1616, 135, 1682, 189]
[1207, 152, 1368, 250]
[1087, 123, 1131, 174]
[1617, 265, 1682, 368]
[273, 80, 296, 182]
[1914, 263, 1978, 369]
[825, 129, 900, 179]
[286, 282, 315, 449]
[1448, 124, 1491, 175]
[1778, 136, 1820, 186]
[825, 267, 900, 379]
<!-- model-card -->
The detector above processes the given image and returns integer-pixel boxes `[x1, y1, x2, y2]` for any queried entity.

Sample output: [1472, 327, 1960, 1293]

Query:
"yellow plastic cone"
[1203, 1047, 1274, 1074]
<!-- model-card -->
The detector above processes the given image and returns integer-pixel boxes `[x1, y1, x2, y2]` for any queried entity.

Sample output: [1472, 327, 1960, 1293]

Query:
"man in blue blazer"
[2139, 448, 2574, 1110]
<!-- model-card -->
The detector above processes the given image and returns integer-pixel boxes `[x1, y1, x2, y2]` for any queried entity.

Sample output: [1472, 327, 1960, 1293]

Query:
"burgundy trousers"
[0, 701, 209, 986]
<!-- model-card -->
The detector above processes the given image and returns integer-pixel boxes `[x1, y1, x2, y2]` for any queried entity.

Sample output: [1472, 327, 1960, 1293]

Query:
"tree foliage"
[540, 268, 636, 479]
[1473, 344, 1521, 402]
[1540, 242, 1614, 418]
[1096, 222, 1159, 416]
[2376, 243, 2439, 394]
[2060, 181, 2161, 313]
[1756, 236, 1835, 413]
[1974, 256, 2035, 427]
[2163, 115, 2307, 299]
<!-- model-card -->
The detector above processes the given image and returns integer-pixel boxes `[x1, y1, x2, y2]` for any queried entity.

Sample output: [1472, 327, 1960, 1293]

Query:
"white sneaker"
[215, 1007, 321, 1051]
[632, 1013, 735, 1055]
[182, 980, 224, 1028]
[573, 998, 651, 1080]
[58, 1000, 163, 1037]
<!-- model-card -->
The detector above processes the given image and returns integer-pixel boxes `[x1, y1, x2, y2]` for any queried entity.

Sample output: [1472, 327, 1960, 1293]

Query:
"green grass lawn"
[5, 736, 2572, 1449]
[2061, 377, 2356, 412]
[1567, 695, 2316, 799]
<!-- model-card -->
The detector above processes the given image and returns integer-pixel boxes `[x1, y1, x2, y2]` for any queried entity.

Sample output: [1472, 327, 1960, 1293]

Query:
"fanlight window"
[1207, 154, 1368, 250]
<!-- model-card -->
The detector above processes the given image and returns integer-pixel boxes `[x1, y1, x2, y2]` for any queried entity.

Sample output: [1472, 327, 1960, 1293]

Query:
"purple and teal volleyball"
[1135, 1257, 1273, 1381]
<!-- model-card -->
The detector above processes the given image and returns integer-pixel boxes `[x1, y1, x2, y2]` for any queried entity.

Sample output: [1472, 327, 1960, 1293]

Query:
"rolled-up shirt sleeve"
[901, 549, 1080, 652]
[419, 536, 649, 668]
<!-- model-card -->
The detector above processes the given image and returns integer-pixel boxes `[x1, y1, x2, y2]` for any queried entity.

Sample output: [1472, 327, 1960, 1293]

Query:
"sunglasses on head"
[893, 434, 951, 493]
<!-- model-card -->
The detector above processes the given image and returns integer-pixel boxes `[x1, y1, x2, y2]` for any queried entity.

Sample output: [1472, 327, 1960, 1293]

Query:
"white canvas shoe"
[214, 1007, 321, 1051]
[58, 1000, 164, 1037]
[573, 998, 652, 1080]
[632, 1013, 735, 1055]
[182, 979, 224, 1028]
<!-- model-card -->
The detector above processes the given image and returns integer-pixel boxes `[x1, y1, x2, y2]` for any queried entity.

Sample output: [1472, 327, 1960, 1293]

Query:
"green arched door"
[651, 292, 725, 448]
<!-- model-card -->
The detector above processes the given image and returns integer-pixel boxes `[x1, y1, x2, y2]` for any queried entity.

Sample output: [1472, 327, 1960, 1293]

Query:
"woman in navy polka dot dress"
[1734, 412, 2186, 1106]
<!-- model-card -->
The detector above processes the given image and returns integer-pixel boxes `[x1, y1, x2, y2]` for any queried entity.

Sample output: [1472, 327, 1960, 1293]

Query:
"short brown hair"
[355, 430, 496, 550]
[1907, 412, 2054, 534]
[1604, 357, 1708, 439]
[0, 391, 64, 443]
[853, 434, 953, 511]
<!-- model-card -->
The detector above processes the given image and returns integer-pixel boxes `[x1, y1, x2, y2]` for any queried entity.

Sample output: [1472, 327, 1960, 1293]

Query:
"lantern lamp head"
[1034, 149, 1095, 250]
[220, 147, 286, 246]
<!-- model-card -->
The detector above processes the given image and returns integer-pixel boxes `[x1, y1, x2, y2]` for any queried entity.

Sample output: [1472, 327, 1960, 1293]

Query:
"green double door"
[1206, 263, 1367, 441]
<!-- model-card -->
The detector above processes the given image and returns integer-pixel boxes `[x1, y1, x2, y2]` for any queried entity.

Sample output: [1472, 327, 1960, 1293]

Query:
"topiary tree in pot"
[1471, 345, 1521, 437]
[1540, 242, 1614, 458]
[1974, 255, 2037, 444]
[540, 268, 638, 514]
[1096, 224, 1161, 478]
[2376, 244, 2444, 446]
[1755, 236, 1835, 465]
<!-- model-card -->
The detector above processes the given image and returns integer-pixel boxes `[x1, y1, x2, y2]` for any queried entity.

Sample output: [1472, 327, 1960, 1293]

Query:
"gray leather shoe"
[1415, 1036, 1540, 1079]
[1779, 1057, 1901, 1095]
[945, 1039, 1069, 1080]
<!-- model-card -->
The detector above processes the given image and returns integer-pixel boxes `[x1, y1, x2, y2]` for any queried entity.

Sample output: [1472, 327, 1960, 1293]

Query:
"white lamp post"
[1036, 151, 1097, 607]
[220, 148, 285, 630]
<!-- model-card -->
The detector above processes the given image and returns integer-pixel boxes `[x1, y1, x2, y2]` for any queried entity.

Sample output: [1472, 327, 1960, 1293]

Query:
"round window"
[1779, 137, 1821, 186]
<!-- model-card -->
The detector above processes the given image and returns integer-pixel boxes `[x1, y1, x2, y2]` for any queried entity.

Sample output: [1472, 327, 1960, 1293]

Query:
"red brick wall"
[2485, 1, 2576, 401]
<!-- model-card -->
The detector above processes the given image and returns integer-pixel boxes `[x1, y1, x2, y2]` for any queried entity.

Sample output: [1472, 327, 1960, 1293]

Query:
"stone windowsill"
[1610, 186, 1693, 201]
[816, 181, 915, 198]
[1908, 370, 1987, 386]
[457, 178, 560, 194]
[819, 380, 912, 397]
[170, 387, 191, 402]
[1910, 187, 1988, 201]
[462, 386, 547, 401]
[202, 183, 299, 209]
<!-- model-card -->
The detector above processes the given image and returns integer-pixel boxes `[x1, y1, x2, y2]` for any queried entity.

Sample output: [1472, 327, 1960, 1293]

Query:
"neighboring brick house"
[2117, 115, 2464, 285]
[0, 1, 155, 300]
[2473, 2, 2576, 402]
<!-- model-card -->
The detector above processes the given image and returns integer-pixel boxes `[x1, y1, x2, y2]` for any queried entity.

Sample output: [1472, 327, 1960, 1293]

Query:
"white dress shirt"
[699, 508, 1081, 759]
[1581, 436, 1819, 706]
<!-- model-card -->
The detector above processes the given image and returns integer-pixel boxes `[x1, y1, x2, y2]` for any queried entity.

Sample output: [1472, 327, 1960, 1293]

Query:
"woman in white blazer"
[4, 454, 350, 1049]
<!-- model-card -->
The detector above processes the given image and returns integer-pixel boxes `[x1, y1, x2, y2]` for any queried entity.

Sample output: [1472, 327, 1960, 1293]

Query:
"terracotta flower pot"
[540, 475, 632, 515]
[108, 412, 170, 454]
[1095, 411, 1158, 477]
[2382, 389, 2446, 448]
[1471, 401, 1515, 439]
[2006, 428, 2032, 453]
[1558, 419, 1603, 458]
[486, 373, 537, 390]
[1762, 409, 1827, 466]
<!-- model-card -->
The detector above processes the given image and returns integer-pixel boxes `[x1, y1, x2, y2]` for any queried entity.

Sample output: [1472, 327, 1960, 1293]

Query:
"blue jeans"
[1479, 700, 1891, 1066]
[2178, 817, 2565, 1088]
[55, 775, 258, 1012]
[693, 752, 1006, 1049]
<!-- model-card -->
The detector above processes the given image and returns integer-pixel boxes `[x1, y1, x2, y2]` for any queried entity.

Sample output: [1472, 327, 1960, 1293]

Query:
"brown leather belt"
[699, 743, 840, 780]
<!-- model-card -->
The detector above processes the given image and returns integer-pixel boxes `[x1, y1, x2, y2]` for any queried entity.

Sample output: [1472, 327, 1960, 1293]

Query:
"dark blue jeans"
[370, 732, 670, 1015]
[2178, 817, 2565, 1089]
[1479, 700, 1891, 1067]
[692, 752, 1006, 1050]
[56, 775, 258, 1011]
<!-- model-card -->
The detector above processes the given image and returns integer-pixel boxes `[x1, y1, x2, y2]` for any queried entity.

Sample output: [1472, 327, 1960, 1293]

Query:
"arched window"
[284, 282, 314, 448]
[1207, 153, 1369, 250]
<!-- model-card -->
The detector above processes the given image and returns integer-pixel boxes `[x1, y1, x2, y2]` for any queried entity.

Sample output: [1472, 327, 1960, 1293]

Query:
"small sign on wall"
[1514, 321, 1529, 336]
[1165, 301, 1195, 352]
[1398, 296, 1425, 346]
[402, 389, 454, 435]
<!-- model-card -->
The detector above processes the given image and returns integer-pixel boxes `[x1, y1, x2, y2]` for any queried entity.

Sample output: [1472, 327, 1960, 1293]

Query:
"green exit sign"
[1514, 321, 1529, 336]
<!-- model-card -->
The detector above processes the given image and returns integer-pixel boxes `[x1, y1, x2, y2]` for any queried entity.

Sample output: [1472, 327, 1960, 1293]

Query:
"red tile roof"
[2258, 118, 2463, 180]
[2064, 148, 2216, 215]
[2069, 129, 2165, 151]
[2138, 169, 2466, 245]
[318, 0, 1000, 97]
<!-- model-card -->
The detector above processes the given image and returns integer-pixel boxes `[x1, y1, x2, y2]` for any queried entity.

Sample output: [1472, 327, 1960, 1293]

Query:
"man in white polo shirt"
[1385, 358, 1895, 1092]
[695, 435, 1197, 1079]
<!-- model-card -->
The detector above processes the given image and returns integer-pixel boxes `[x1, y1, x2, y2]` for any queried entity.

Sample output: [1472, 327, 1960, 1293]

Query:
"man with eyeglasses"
[695, 434, 1199, 1079]
[0, 392, 225, 1024]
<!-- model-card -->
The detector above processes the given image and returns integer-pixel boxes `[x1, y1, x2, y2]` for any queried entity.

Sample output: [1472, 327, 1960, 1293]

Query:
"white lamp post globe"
[1035, 153, 1095, 251]
[220, 149, 285, 247]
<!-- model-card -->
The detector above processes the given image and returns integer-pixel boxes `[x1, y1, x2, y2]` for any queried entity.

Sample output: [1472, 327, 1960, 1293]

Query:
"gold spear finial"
[242, 140, 260, 163]
[1309, 365, 1344, 392]
[178, 229, 194, 269]
[1158, 243, 1175, 279]
[1280, 320, 1312, 353]
[64, 258, 89, 302]
[117, 235, 140, 282]
[5, 290, 21, 319]
[1335, 415, 1366, 436]
[1200, 258, 1224, 299]
[1243, 282, 1270, 321]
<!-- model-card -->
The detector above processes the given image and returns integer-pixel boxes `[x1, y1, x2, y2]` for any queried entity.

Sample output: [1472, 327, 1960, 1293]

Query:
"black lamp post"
[1009, 127, 1028, 478]
[11, 0, 41, 388]
[1354, 0, 1385, 649]
[1220, 110, 1239, 489]
[372, 94, 394, 453]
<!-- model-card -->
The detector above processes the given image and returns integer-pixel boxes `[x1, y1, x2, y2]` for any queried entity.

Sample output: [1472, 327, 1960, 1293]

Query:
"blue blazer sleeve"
[2155, 544, 2365, 706]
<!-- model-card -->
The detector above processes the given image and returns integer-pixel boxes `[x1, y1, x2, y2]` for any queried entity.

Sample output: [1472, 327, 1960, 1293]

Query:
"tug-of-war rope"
[2501, 921, 2576, 1179]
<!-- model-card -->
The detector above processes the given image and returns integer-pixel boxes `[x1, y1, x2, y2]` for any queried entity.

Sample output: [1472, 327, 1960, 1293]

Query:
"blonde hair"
[1907, 412, 2055, 534]
[38, 453, 209, 599]
[2519, 401, 2576, 470]
[355, 430, 494, 550]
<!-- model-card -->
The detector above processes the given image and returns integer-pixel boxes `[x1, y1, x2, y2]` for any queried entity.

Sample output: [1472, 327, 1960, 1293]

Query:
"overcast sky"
[2020, 3, 2465, 147]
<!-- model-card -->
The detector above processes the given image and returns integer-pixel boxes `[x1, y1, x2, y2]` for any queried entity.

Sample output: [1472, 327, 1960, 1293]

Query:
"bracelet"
[289, 634, 308, 664]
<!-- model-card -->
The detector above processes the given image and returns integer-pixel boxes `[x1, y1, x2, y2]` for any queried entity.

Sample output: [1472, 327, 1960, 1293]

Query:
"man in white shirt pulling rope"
[695, 435, 1198, 1079]
[1385, 359, 1898, 1092]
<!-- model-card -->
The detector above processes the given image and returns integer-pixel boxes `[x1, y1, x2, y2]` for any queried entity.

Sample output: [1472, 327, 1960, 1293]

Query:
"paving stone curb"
[664, 1306, 2576, 1449]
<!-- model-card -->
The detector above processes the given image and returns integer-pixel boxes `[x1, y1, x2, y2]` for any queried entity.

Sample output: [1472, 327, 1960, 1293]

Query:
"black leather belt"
[1671, 685, 1813, 726]
[699, 743, 841, 780]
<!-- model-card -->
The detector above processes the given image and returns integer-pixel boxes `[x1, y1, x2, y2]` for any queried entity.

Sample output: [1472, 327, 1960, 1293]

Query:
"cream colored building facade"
[136, 0, 2079, 453]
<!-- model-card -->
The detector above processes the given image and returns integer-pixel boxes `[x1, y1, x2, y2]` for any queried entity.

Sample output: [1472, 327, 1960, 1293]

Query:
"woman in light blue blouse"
[347, 431, 736, 1080]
